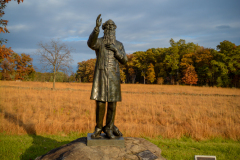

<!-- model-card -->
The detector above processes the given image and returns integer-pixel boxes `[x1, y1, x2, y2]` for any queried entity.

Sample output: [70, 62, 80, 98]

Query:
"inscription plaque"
[195, 155, 216, 160]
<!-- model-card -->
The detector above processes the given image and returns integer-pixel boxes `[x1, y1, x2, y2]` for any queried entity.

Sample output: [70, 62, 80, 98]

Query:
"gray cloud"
[1, 0, 240, 72]
[216, 25, 231, 29]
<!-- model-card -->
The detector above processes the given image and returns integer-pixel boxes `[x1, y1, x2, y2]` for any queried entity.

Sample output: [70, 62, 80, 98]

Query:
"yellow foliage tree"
[146, 63, 156, 84]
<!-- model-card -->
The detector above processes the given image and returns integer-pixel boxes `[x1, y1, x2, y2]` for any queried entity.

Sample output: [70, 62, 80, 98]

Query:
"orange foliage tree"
[182, 65, 198, 85]
[14, 53, 35, 80]
[0, 45, 35, 80]
[0, 44, 14, 61]
[0, 45, 15, 79]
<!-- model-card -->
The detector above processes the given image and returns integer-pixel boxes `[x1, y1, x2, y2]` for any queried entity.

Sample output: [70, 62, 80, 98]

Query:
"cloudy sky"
[2, 0, 240, 72]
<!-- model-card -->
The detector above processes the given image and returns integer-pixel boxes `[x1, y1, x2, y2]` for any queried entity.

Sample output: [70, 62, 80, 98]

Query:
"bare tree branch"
[36, 39, 74, 89]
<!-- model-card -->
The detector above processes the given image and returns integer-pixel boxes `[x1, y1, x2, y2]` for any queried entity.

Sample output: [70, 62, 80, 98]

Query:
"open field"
[0, 81, 240, 140]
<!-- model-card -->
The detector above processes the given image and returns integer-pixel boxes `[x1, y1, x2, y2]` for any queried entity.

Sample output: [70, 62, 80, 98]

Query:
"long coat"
[87, 27, 128, 102]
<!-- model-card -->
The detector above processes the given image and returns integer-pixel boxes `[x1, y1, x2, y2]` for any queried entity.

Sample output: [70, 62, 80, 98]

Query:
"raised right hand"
[96, 14, 102, 28]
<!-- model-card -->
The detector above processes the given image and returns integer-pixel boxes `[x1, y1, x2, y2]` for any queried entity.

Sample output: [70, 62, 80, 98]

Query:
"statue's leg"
[91, 101, 106, 139]
[103, 102, 116, 139]
[109, 102, 123, 136]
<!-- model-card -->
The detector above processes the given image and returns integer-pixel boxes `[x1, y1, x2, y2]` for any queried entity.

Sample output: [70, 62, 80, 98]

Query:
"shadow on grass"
[1, 109, 72, 160]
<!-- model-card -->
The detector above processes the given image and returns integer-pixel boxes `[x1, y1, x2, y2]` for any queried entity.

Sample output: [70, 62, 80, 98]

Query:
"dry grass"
[0, 81, 240, 140]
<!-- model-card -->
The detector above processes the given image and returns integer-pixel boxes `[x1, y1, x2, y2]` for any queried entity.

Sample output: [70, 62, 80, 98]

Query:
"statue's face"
[105, 22, 115, 31]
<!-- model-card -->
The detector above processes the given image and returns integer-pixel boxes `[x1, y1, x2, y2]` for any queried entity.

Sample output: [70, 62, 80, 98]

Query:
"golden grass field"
[0, 81, 240, 140]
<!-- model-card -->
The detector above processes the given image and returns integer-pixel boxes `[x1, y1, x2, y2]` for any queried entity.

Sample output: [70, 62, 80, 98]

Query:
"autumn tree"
[0, 45, 16, 80]
[164, 39, 180, 84]
[209, 46, 229, 87]
[182, 65, 198, 85]
[132, 49, 155, 84]
[0, 44, 13, 62]
[76, 58, 96, 82]
[195, 47, 214, 86]
[153, 48, 167, 80]
[216, 40, 240, 87]
[74, 39, 240, 87]
[0, 45, 35, 80]
[0, 0, 24, 44]
[0, 45, 15, 80]
[132, 51, 147, 84]
[84, 58, 96, 82]
[125, 54, 137, 83]
[232, 45, 240, 87]
[13, 53, 35, 80]
[76, 61, 86, 82]
[119, 63, 126, 83]
[146, 63, 156, 84]
[36, 40, 74, 89]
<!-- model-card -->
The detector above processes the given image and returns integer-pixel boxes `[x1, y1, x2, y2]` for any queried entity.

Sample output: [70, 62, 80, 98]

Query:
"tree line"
[1, 39, 239, 88]
[76, 39, 240, 88]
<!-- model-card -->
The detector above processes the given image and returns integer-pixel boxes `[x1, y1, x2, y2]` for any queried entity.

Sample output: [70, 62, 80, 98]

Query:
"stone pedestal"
[35, 137, 166, 160]
[87, 133, 125, 148]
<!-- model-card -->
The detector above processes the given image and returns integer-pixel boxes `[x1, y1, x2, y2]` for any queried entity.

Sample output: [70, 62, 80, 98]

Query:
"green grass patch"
[0, 132, 87, 160]
[0, 133, 239, 160]
[145, 136, 240, 160]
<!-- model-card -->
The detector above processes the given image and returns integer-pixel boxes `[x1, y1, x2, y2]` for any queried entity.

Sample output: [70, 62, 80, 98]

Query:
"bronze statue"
[87, 14, 128, 139]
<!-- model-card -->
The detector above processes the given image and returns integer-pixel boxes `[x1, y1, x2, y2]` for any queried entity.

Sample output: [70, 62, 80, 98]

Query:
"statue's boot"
[91, 101, 106, 139]
[113, 125, 123, 136]
[91, 127, 102, 139]
[103, 102, 116, 139]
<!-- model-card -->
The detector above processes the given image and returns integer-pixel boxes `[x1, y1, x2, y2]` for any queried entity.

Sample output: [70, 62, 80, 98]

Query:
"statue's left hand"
[105, 44, 117, 52]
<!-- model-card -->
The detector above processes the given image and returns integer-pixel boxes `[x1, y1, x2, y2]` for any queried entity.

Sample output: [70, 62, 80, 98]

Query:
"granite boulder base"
[35, 137, 166, 160]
